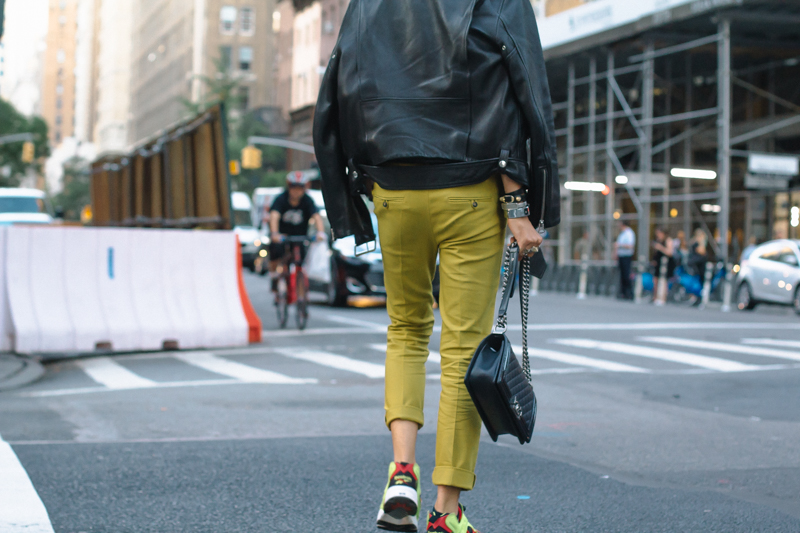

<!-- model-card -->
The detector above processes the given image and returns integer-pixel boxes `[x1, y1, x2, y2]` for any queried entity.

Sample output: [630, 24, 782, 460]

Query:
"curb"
[0, 354, 45, 392]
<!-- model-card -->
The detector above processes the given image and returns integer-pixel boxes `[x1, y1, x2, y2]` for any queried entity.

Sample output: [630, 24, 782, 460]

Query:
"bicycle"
[273, 235, 311, 330]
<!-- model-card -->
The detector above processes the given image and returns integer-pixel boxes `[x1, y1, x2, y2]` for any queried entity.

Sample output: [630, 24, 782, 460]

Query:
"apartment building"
[41, 0, 79, 146]
[130, 0, 278, 144]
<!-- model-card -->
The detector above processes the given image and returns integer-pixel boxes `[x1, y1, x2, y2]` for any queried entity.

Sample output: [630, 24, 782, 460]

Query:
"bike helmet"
[286, 170, 308, 186]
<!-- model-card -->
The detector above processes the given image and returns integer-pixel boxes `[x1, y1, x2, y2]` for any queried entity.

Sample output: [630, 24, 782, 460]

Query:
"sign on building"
[747, 154, 799, 176]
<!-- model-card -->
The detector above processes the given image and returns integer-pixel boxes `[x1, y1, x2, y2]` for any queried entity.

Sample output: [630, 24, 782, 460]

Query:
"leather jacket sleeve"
[496, 0, 561, 229]
[313, 43, 376, 246]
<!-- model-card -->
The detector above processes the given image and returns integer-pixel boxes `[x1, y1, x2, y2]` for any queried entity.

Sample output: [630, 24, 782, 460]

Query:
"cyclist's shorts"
[269, 241, 309, 263]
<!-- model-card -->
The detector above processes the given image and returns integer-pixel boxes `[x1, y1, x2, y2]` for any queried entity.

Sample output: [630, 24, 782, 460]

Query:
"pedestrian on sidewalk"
[650, 227, 675, 302]
[615, 222, 636, 300]
[313, 0, 559, 530]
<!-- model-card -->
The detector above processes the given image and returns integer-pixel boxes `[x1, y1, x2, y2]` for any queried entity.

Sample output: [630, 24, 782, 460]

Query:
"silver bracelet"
[505, 205, 530, 219]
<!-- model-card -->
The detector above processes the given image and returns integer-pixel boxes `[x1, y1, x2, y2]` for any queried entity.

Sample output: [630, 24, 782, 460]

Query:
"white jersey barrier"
[1, 226, 251, 354]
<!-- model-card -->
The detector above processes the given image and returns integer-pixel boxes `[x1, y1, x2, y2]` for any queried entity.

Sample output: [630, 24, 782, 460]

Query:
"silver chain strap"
[520, 256, 531, 382]
[494, 248, 513, 333]
[493, 245, 532, 383]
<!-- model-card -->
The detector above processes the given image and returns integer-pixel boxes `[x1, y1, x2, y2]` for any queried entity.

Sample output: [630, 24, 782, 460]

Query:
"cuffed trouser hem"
[432, 466, 477, 491]
[385, 407, 425, 430]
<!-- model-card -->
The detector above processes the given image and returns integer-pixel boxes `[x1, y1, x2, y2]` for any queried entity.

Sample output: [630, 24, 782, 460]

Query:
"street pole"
[561, 62, 576, 265]
[637, 42, 654, 304]
[605, 51, 615, 263]
[718, 19, 732, 311]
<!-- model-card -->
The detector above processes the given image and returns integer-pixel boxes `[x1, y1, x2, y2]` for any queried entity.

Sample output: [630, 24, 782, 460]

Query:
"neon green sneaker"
[376, 461, 421, 532]
[426, 504, 480, 533]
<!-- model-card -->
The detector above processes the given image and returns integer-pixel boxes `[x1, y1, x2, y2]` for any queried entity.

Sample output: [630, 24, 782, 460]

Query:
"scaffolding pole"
[561, 62, 576, 264]
[605, 50, 615, 261]
[717, 21, 732, 265]
[637, 42, 655, 299]
[588, 56, 598, 258]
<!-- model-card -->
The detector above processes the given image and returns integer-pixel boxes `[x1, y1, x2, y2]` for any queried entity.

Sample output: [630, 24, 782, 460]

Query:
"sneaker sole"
[377, 486, 418, 532]
[376, 512, 418, 533]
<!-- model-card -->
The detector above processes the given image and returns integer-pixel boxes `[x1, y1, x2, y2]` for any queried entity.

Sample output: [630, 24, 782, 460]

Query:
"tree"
[53, 156, 91, 221]
[0, 97, 49, 187]
[181, 49, 288, 195]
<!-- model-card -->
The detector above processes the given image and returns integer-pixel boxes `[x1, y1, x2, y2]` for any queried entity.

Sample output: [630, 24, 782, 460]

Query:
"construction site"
[536, 0, 800, 276]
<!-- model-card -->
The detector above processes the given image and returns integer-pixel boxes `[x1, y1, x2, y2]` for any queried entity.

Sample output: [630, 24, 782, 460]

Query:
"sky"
[0, 0, 49, 116]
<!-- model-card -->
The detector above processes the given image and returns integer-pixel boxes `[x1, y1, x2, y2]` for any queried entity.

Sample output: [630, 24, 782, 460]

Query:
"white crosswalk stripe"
[640, 337, 800, 363]
[75, 357, 157, 389]
[275, 349, 386, 378]
[511, 345, 649, 373]
[553, 339, 759, 372]
[172, 352, 317, 384]
[369, 344, 441, 364]
[741, 338, 800, 349]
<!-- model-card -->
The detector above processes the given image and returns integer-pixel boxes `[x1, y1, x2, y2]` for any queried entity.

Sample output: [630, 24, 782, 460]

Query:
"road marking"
[320, 314, 388, 331]
[511, 345, 649, 373]
[276, 349, 386, 378]
[172, 352, 317, 384]
[0, 433, 55, 532]
[260, 322, 800, 339]
[369, 344, 441, 364]
[554, 339, 759, 372]
[75, 357, 157, 390]
[742, 338, 800, 349]
[640, 337, 800, 363]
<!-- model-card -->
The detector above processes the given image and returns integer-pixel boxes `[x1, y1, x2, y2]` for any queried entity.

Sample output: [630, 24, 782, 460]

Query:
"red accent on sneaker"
[427, 516, 453, 533]
[392, 462, 418, 482]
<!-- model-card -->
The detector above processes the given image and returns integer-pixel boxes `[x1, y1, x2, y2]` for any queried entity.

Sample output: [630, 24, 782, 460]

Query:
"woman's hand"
[507, 216, 543, 259]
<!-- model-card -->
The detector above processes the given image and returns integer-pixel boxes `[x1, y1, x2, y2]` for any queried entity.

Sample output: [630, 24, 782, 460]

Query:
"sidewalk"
[0, 354, 44, 391]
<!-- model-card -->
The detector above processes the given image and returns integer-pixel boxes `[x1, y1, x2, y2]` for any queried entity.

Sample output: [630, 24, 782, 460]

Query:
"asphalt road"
[1, 271, 799, 532]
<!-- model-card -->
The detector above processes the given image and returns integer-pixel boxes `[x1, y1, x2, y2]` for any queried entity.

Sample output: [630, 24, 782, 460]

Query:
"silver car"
[736, 239, 800, 313]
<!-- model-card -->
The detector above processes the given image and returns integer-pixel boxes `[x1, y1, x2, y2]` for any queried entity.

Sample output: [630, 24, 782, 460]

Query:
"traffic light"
[241, 145, 262, 169]
[229, 160, 241, 175]
[21, 141, 35, 163]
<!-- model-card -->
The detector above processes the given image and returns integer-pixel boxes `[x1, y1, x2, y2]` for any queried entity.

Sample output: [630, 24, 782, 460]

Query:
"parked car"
[231, 191, 261, 270]
[305, 195, 386, 306]
[735, 239, 800, 313]
[0, 188, 54, 225]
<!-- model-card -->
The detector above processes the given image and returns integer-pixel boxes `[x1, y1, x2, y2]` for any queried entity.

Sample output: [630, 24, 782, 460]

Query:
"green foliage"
[0, 97, 50, 187]
[53, 156, 91, 221]
[180, 48, 288, 197]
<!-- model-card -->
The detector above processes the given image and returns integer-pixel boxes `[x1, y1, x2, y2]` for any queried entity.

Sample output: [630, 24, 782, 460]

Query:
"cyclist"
[268, 171, 326, 295]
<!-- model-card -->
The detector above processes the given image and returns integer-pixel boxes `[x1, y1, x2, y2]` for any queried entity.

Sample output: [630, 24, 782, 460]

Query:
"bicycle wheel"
[295, 269, 309, 330]
[276, 276, 289, 329]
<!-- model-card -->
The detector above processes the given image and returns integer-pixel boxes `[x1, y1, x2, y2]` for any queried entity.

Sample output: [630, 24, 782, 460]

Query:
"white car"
[0, 188, 54, 225]
[736, 239, 800, 314]
[231, 191, 261, 270]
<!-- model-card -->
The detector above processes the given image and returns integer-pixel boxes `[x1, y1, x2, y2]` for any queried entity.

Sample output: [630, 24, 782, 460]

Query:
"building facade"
[41, 0, 79, 146]
[130, 0, 278, 145]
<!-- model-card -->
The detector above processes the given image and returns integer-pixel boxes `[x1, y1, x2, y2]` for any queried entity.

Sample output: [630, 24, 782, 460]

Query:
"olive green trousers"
[374, 177, 506, 491]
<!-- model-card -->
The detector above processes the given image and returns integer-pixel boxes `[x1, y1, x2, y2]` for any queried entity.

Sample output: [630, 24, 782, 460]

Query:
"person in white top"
[615, 222, 636, 300]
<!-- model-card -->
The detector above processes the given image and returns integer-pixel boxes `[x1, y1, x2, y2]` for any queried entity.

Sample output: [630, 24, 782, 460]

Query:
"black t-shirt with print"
[270, 191, 318, 236]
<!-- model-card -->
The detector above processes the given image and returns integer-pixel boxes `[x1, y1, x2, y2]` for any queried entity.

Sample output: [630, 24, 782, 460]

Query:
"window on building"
[55, 131, 62, 143]
[272, 11, 281, 33]
[220, 6, 237, 34]
[56, 115, 62, 126]
[219, 46, 232, 72]
[56, 49, 66, 64]
[56, 84, 64, 95]
[239, 46, 253, 71]
[240, 7, 254, 35]
[56, 97, 62, 109]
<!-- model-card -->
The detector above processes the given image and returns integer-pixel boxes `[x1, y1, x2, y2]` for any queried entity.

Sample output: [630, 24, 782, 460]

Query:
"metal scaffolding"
[546, 1, 800, 284]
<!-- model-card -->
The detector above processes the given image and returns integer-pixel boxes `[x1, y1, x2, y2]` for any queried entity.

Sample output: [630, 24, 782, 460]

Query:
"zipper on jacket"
[537, 167, 547, 236]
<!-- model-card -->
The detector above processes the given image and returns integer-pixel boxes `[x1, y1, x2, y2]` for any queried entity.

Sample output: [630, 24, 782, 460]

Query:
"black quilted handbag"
[464, 242, 537, 445]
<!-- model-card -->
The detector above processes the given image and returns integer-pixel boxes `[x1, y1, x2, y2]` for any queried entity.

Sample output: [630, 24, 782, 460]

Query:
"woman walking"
[313, 0, 559, 530]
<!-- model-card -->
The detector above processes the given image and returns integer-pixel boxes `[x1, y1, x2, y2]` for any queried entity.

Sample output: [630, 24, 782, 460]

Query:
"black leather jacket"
[313, 0, 560, 245]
